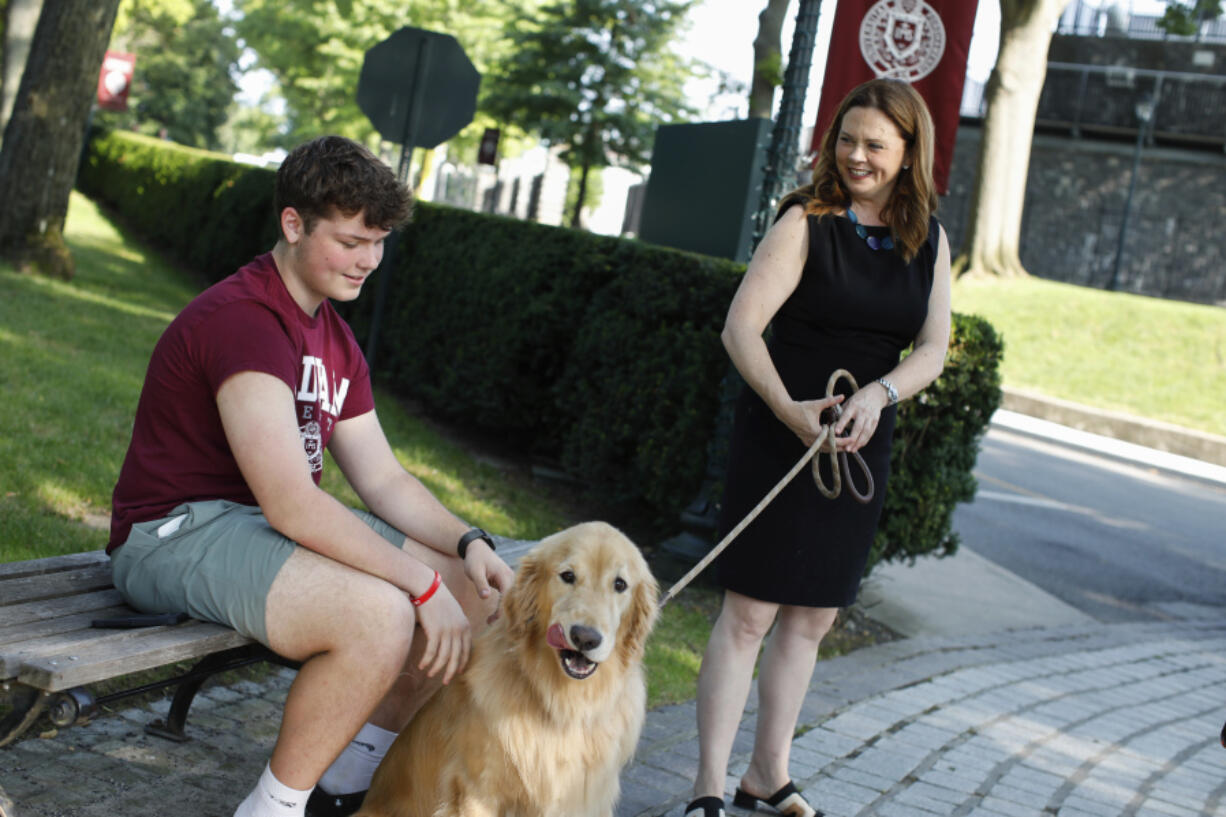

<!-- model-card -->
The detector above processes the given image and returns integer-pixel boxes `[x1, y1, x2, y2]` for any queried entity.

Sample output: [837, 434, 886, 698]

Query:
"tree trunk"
[749, 0, 790, 119]
[0, 0, 121, 279]
[570, 156, 590, 229]
[952, 0, 1070, 279]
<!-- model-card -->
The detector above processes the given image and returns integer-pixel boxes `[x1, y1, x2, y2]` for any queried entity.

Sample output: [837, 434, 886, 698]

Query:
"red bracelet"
[411, 570, 441, 607]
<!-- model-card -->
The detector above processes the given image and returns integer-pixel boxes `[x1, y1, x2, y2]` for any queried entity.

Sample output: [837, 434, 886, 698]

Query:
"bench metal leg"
[0, 683, 51, 748]
[145, 644, 281, 742]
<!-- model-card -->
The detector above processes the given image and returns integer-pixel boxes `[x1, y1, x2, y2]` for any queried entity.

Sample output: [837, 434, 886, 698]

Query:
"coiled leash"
[659, 369, 874, 607]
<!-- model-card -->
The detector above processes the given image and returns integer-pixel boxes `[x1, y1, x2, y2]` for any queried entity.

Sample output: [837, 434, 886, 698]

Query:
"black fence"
[960, 63, 1226, 151]
[1057, 3, 1226, 43]
[1038, 63, 1226, 148]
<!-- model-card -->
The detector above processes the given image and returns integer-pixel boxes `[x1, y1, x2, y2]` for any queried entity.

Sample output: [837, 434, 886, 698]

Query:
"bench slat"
[6, 622, 253, 691]
[1, 564, 114, 607]
[0, 589, 127, 628]
[0, 550, 109, 581]
[0, 605, 137, 649]
[0, 616, 222, 665]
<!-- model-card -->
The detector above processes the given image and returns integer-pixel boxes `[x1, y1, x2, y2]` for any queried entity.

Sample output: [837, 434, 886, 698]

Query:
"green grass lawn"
[952, 275, 1226, 438]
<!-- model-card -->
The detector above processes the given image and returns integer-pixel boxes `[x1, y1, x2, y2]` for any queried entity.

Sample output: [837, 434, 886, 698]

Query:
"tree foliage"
[1157, 0, 1223, 35]
[100, 0, 239, 150]
[484, 0, 698, 227]
[216, 89, 288, 156]
[232, 0, 532, 147]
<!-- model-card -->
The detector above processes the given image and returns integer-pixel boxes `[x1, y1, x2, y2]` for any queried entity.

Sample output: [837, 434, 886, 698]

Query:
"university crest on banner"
[810, 0, 979, 194]
[860, 0, 947, 80]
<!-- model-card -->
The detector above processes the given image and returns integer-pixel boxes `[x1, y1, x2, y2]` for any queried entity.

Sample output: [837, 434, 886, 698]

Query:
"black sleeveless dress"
[713, 212, 940, 608]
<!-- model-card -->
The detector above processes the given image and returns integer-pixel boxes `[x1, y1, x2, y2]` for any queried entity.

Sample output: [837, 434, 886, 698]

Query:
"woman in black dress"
[686, 79, 952, 817]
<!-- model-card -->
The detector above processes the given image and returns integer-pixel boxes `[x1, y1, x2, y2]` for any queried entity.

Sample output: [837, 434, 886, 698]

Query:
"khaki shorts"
[110, 500, 405, 645]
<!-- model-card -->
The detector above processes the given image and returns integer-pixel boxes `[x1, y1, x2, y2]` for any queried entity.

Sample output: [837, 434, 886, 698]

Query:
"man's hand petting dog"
[463, 541, 515, 624]
[412, 584, 470, 684]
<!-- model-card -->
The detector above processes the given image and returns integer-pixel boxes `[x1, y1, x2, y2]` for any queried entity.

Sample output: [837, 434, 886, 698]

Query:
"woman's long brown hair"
[778, 78, 938, 262]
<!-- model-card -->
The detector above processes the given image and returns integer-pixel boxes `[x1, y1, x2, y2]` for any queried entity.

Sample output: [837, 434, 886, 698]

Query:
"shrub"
[78, 130, 276, 282]
[554, 247, 739, 513]
[872, 313, 1004, 567]
[342, 204, 630, 451]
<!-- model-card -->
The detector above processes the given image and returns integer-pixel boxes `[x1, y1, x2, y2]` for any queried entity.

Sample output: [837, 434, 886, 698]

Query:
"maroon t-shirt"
[108, 253, 375, 551]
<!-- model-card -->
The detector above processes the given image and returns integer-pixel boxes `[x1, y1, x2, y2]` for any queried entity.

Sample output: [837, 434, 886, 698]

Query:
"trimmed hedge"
[77, 129, 1002, 572]
[80, 131, 278, 283]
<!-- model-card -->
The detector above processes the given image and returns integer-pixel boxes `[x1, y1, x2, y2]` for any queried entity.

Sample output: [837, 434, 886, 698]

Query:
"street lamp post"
[1108, 95, 1155, 291]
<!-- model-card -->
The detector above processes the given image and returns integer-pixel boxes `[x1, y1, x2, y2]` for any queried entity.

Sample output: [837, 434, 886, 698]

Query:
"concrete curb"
[991, 409, 1226, 487]
[1001, 387, 1226, 468]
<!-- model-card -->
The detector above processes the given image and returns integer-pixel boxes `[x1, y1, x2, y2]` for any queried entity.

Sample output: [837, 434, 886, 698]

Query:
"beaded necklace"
[845, 208, 894, 251]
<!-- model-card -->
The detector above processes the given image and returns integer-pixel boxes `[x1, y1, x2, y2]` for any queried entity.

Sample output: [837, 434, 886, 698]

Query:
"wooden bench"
[0, 538, 533, 748]
[0, 550, 294, 747]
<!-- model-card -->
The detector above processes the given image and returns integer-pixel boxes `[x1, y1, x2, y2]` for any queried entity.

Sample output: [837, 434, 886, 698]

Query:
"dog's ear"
[505, 552, 547, 641]
[618, 557, 659, 664]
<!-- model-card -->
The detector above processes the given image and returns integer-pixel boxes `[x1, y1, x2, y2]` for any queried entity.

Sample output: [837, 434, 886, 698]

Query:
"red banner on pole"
[810, 0, 978, 194]
[97, 51, 136, 112]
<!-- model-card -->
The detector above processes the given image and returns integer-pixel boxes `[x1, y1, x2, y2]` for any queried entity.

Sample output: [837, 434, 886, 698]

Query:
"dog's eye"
[613, 577, 627, 593]
[560, 570, 576, 584]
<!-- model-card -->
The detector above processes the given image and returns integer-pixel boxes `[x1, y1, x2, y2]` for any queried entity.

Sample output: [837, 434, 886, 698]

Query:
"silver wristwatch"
[876, 377, 899, 406]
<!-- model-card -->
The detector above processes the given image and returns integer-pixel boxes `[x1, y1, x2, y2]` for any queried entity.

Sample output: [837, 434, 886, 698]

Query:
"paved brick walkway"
[4, 617, 1225, 817]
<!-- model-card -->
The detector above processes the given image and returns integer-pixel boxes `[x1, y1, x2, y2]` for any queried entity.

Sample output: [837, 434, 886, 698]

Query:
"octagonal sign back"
[357, 27, 480, 149]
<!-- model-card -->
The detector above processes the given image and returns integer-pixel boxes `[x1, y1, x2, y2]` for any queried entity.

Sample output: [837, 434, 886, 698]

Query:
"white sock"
[233, 763, 311, 817]
[317, 722, 398, 795]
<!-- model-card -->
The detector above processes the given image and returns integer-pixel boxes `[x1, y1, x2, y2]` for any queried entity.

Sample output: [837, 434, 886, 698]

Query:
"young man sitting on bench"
[107, 135, 513, 817]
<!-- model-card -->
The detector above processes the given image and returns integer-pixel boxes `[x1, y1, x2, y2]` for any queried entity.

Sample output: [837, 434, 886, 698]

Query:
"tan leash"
[659, 369, 874, 607]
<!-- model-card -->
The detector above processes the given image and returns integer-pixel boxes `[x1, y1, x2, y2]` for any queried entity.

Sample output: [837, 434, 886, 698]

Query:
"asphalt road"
[954, 427, 1226, 623]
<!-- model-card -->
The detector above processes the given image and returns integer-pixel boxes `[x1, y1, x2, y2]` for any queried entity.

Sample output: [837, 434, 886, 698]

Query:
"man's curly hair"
[274, 135, 413, 236]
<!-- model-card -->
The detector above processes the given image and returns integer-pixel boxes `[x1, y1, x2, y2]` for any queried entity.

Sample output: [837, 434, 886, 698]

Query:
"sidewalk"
[6, 613, 1224, 817]
[633, 619, 1226, 817]
[4, 407, 1225, 817]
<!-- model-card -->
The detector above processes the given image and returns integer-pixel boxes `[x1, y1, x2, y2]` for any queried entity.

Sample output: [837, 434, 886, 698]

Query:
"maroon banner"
[810, 0, 979, 194]
[97, 51, 136, 112]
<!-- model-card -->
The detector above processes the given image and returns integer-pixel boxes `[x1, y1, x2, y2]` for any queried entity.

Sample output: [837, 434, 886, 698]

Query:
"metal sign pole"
[367, 39, 432, 372]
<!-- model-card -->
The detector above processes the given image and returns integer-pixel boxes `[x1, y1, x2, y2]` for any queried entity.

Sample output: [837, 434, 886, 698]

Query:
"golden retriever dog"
[355, 521, 659, 817]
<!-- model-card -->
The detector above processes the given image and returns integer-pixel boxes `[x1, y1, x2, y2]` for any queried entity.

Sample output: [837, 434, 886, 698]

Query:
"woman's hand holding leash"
[831, 383, 890, 453]
[782, 394, 844, 447]
[659, 369, 875, 607]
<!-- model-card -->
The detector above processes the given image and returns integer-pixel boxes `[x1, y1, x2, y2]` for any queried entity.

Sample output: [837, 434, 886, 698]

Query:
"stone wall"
[940, 125, 1226, 306]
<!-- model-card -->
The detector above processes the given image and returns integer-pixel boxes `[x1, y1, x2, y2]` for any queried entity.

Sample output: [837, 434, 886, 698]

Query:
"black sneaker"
[305, 786, 367, 817]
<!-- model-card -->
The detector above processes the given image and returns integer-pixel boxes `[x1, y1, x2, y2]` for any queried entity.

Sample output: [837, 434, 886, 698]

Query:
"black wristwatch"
[457, 527, 495, 560]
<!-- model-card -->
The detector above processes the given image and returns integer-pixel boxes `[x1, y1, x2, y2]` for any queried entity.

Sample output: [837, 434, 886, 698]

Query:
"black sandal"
[685, 795, 727, 817]
[733, 781, 822, 817]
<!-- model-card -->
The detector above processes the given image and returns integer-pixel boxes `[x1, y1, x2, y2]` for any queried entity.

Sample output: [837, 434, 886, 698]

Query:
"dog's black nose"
[570, 625, 603, 652]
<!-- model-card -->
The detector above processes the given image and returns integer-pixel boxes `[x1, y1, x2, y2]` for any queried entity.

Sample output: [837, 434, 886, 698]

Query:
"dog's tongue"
[546, 623, 570, 650]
